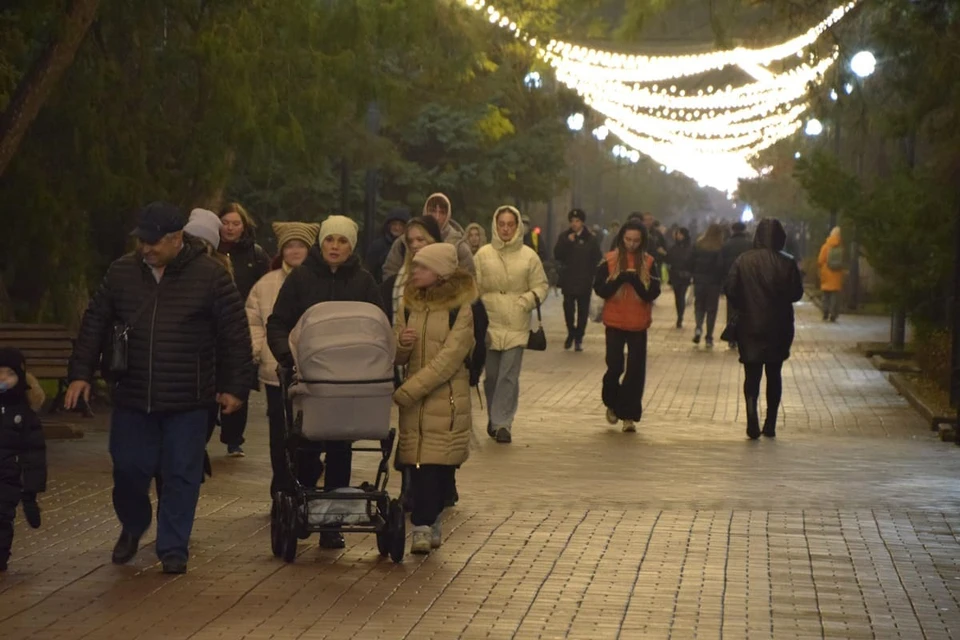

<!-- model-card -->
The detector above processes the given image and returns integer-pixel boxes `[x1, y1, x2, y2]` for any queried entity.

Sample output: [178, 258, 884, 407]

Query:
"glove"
[21, 493, 41, 528]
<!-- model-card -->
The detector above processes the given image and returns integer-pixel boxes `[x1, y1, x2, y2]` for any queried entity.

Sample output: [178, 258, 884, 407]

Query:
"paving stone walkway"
[2, 294, 960, 639]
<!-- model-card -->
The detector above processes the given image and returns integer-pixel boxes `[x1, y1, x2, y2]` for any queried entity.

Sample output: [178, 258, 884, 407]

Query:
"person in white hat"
[266, 214, 383, 550]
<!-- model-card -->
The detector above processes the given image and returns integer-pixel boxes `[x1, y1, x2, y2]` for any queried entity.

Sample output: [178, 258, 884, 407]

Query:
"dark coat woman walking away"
[724, 218, 804, 440]
[593, 221, 660, 433]
[691, 223, 724, 347]
[665, 227, 693, 329]
[266, 215, 383, 550]
[216, 202, 270, 457]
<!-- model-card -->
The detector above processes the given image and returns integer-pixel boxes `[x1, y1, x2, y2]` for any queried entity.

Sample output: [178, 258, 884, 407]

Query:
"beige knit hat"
[273, 221, 320, 249]
[318, 215, 358, 249]
[412, 242, 458, 278]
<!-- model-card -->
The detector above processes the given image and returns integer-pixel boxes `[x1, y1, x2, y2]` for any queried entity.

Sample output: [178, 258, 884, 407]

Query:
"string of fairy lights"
[458, 0, 859, 192]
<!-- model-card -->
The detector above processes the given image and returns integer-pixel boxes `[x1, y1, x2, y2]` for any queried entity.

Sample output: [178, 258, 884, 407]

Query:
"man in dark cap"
[554, 208, 602, 351]
[65, 202, 254, 575]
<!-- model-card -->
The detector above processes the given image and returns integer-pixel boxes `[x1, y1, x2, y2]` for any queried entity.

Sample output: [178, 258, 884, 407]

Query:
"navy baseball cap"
[131, 202, 185, 244]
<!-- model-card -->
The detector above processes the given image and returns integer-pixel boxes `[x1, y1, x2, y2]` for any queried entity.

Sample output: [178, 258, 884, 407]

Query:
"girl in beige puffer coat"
[474, 206, 548, 444]
[394, 243, 477, 555]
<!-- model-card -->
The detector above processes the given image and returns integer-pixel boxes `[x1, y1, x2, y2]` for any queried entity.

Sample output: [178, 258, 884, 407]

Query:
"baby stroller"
[271, 301, 405, 563]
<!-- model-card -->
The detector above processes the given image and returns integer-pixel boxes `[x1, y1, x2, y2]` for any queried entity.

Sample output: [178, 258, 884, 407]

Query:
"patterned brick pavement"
[2, 294, 960, 639]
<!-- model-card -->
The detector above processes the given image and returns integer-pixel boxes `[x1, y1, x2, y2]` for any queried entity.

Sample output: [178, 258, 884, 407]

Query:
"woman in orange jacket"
[593, 221, 661, 433]
[817, 227, 844, 322]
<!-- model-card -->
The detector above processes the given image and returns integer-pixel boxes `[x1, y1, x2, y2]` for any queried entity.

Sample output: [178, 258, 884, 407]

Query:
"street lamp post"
[567, 113, 585, 209]
[363, 101, 380, 253]
[592, 125, 608, 224]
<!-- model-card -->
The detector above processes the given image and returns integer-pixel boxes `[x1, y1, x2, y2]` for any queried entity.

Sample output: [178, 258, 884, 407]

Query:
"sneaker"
[564, 335, 574, 350]
[693, 329, 702, 344]
[605, 408, 618, 425]
[161, 554, 188, 575]
[430, 521, 442, 549]
[705, 337, 714, 348]
[574, 340, 583, 352]
[227, 445, 245, 458]
[411, 526, 432, 555]
[495, 427, 512, 444]
[622, 420, 637, 433]
[112, 530, 141, 565]
[319, 531, 346, 549]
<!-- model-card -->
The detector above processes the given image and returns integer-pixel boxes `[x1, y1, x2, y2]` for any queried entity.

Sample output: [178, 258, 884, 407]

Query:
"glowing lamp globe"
[850, 51, 876, 79]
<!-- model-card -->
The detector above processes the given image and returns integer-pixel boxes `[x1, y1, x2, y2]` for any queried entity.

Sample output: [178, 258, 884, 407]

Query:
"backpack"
[826, 246, 843, 271]
[404, 301, 488, 387]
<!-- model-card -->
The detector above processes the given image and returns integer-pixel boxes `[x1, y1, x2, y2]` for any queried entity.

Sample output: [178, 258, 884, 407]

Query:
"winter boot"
[762, 408, 778, 438]
[745, 396, 761, 440]
[430, 521, 443, 549]
[411, 526, 432, 555]
[564, 335, 575, 350]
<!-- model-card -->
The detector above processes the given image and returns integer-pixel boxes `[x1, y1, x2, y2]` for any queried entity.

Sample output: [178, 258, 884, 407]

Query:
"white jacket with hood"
[381, 193, 475, 279]
[474, 206, 549, 352]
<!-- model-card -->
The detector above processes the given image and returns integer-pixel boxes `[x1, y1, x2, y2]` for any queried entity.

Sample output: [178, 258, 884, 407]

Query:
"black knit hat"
[568, 208, 586, 223]
[406, 215, 443, 244]
[0, 347, 28, 401]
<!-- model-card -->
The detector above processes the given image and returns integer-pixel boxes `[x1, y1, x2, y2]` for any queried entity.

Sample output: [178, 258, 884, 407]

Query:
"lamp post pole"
[363, 101, 380, 253]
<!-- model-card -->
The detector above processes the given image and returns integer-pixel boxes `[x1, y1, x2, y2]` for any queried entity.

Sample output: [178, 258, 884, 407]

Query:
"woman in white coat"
[245, 221, 319, 497]
[474, 206, 548, 443]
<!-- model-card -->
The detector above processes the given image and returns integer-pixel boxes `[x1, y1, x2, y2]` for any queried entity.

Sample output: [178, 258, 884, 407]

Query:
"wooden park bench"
[0, 323, 93, 419]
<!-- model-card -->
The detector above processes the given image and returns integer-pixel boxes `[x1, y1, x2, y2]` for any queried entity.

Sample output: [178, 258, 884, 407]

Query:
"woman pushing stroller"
[393, 243, 476, 555]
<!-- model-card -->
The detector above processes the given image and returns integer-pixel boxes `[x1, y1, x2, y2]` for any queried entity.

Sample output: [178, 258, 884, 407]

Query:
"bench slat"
[0, 330, 74, 340]
[0, 339, 74, 350]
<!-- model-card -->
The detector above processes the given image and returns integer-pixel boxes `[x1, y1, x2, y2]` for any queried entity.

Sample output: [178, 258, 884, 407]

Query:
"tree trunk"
[0, 0, 102, 179]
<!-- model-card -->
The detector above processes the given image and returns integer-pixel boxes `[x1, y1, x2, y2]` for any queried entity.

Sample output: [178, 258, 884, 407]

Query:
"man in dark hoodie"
[366, 208, 409, 283]
[720, 221, 754, 349]
[65, 202, 254, 575]
[554, 208, 602, 351]
[0, 348, 46, 572]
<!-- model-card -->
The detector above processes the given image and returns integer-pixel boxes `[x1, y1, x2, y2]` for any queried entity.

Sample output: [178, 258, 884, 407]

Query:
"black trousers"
[218, 402, 248, 446]
[562, 293, 591, 340]
[0, 496, 19, 566]
[743, 362, 784, 420]
[602, 328, 648, 421]
[694, 283, 721, 338]
[673, 282, 689, 325]
[409, 465, 456, 527]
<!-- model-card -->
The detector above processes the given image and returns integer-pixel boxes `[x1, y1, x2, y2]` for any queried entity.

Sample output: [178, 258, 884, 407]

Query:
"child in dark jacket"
[0, 348, 47, 571]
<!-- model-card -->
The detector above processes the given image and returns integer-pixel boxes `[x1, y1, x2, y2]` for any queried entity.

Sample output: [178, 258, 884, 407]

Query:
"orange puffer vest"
[601, 251, 655, 332]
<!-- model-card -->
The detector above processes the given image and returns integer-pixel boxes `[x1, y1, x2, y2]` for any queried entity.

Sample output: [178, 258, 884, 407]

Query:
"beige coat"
[246, 268, 287, 386]
[394, 271, 477, 467]
[474, 211, 549, 351]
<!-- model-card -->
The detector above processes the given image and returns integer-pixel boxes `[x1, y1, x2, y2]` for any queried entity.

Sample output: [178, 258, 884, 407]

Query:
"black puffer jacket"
[267, 247, 384, 369]
[69, 240, 255, 413]
[0, 403, 46, 505]
[665, 241, 694, 287]
[221, 234, 270, 299]
[554, 228, 602, 296]
[725, 219, 804, 364]
[692, 244, 724, 287]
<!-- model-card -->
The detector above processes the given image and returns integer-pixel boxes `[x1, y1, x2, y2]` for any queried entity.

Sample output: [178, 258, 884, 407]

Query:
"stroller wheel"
[280, 495, 299, 563]
[270, 493, 284, 558]
[376, 497, 391, 557]
[388, 499, 406, 564]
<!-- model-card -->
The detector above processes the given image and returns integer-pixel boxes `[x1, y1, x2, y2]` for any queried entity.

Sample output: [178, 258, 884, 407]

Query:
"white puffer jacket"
[474, 207, 549, 351]
[246, 268, 287, 386]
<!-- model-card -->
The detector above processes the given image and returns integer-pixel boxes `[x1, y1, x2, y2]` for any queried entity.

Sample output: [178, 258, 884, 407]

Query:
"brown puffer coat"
[393, 270, 477, 467]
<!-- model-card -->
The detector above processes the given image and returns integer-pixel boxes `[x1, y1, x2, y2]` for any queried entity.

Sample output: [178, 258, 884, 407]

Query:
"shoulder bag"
[526, 293, 547, 351]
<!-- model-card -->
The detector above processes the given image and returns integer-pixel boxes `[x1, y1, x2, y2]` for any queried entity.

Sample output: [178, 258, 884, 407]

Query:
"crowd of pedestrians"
[0, 191, 849, 573]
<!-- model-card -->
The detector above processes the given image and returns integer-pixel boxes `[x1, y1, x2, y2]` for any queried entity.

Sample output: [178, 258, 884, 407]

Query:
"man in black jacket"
[720, 222, 754, 349]
[267, 215, 383, 550]
[365, 207, 409, 284]
[65, 202, 254, 575]
[554, 209, 602, 351]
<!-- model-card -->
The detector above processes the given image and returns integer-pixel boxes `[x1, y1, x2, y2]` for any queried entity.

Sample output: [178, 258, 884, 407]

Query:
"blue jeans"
[110, 407, 207, 560]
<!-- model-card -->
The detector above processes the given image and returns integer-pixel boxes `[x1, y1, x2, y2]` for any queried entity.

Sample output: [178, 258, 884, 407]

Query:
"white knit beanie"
[412, 242, 458, 278]
[185, 208, 222, 250]
[319, 215, 358, 250]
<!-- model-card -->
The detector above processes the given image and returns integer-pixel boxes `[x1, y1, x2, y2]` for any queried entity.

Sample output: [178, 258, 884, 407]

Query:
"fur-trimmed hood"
[402, 269, 478, 313]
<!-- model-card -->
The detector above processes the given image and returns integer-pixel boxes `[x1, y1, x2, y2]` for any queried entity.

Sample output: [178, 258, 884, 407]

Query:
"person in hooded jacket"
[382, 193, 474, 280]
[720, 222, 754, 349]
[266, 215, 383, 550]
[219, 202, 270, 300]
[65, 202, 254, 575]
[554, 208, 602, 351]
[380, 216, 443, 328]
[393, 243, 477, 555]
[474, 206, 549, 444]
[818, 227, 844, 322]
[464, 222, 487, 255]
[366, 208, 409, 283]
[665, 227, 694, 329]
[594, 221, 660, 433]
[725, 218, 804, 440]
[0, 348, 46, 572]
[246, 221, 319, 497]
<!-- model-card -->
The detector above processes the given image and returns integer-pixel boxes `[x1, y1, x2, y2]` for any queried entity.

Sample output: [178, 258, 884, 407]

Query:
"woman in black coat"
[665, 227, 693, 329]
[724, 218, 804, 440]
[266, 215, 383, 549]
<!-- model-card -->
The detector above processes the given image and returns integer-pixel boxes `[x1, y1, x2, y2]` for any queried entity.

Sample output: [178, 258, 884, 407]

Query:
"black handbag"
[101, 291, 158, 380]
[720, 312, 739, 343]
[526, 293, 547, 351]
